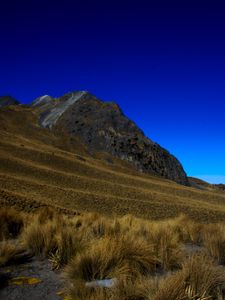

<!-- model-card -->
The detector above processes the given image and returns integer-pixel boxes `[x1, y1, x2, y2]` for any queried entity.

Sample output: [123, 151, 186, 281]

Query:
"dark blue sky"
[1, 0, 225, 183]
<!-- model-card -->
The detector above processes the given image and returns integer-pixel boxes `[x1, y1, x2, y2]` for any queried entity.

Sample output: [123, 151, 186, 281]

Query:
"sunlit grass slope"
[0, 105, 225, 222]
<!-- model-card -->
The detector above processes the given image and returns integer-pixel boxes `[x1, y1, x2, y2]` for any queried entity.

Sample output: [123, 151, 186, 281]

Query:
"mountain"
[31, 91, 189, 185]
[1, 103, 225, 222]
[0, 96, 19, 107]
[189, 177, 225, 191]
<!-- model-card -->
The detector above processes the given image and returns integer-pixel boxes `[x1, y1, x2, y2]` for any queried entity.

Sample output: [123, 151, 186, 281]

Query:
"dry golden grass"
[111, 276, 159, 300]
[22, 212, 82, 268]
[49, 227, 83, 269]
[22, 218, 58, 257]
[154, 253, 225, 300]
[68, 276, 159, 300]
[78, 217, 122, 243]
[1, 106, 225, 298]
[202, 223, 225, 264]
[170, 214, 204, 244]
[0, 205, 225, 299]
[1, 106, 225, 223]
[67, 253, 225, 300]
[66, 235, 158, 285]
[148, 224, 183, 270]
[63, 212, 225, 300]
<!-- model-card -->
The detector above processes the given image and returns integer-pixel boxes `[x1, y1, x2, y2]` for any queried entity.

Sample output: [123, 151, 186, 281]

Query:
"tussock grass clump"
[181, 253, 225, 299]
[80, 217, 121, 241]
[22, 218, 58, 257]
[114, 216, 184, 271]
[0, 207, 24, 241]
[154, 253, 225, 300]
[153, 271, 187, 300]
[49, 227, 83, 269]
[111, 276, 159, 300]
[203, 223, 225, 264]
[148, 223, 183, 270]
[22, 213, 82, 268]
[69, 277, 158, 300]
[1, 206, 225, 299]
[90, 218, 121, 238]
[130, 219, 184, 271]
[171, 214, 203, 244]
[66, 235, 158, 288]
[84, 217, 112, 239]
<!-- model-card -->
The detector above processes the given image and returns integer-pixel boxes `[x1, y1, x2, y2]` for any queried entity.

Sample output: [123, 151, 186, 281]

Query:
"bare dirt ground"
[0, 256, 65, 300]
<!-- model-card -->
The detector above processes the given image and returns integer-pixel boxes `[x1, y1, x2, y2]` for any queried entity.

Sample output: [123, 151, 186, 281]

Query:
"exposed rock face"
[33, 91, 189, 185]
[0, 96, 19, 107]
[32, 92, 87, 128]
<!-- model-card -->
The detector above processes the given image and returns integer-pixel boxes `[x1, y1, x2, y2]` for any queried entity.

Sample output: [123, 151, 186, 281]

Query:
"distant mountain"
[189, 177, 225, 192]
[32, 91, 189, 185]
[0, 96, 19, 107]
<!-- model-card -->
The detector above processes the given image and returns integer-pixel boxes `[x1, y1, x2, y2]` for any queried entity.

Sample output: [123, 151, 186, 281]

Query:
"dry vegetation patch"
[66, 234, 158, 286]
[202, 223, 225, 264]
[22, 210, 83, 269]
[0, 207, 225, 299]
[154, 253, 225, 300]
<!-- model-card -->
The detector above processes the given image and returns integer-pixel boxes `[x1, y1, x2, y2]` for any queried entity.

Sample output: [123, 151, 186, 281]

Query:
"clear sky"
[1, 0, 225, 183]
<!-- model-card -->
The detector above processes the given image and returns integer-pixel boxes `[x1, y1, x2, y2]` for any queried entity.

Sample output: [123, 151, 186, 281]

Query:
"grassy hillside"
[0, 105, 225, 222]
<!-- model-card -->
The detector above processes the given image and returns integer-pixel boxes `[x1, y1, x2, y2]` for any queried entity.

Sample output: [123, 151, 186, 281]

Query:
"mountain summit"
[0, 95, 19, 107]
[31, 91, 189, 185]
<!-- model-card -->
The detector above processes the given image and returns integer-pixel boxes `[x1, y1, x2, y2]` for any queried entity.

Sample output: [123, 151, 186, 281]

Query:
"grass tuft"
[66, 234, 158, 299]
[22, 213, 82, 268]
[149, 223, 183, 270]
[154, 253, 225, 300]
[203, 223, 225, 264]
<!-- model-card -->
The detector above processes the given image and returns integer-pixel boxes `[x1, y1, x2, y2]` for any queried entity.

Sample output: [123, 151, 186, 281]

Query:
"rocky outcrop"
[33, 91, 189, 185]
[0, 96, 19, 107]
[32, 92, 87, 128]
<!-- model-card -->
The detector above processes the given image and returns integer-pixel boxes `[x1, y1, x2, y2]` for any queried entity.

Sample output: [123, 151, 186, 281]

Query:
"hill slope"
[189, 176, 225, 191]
[0, 105, 225, 222]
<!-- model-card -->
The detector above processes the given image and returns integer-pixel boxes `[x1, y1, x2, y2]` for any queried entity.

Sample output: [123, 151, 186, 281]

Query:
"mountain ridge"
[189, 177, 225, 191]
[0, 95, 20, 107]
[1, 91, 188, 185]
[0, 104, 225, 222]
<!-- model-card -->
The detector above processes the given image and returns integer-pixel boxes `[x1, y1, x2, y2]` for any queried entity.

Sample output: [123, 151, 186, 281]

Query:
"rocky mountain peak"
[32, 91, 88, 129]
[33, 91, 189, 185]
[32, 95, 53, 107]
